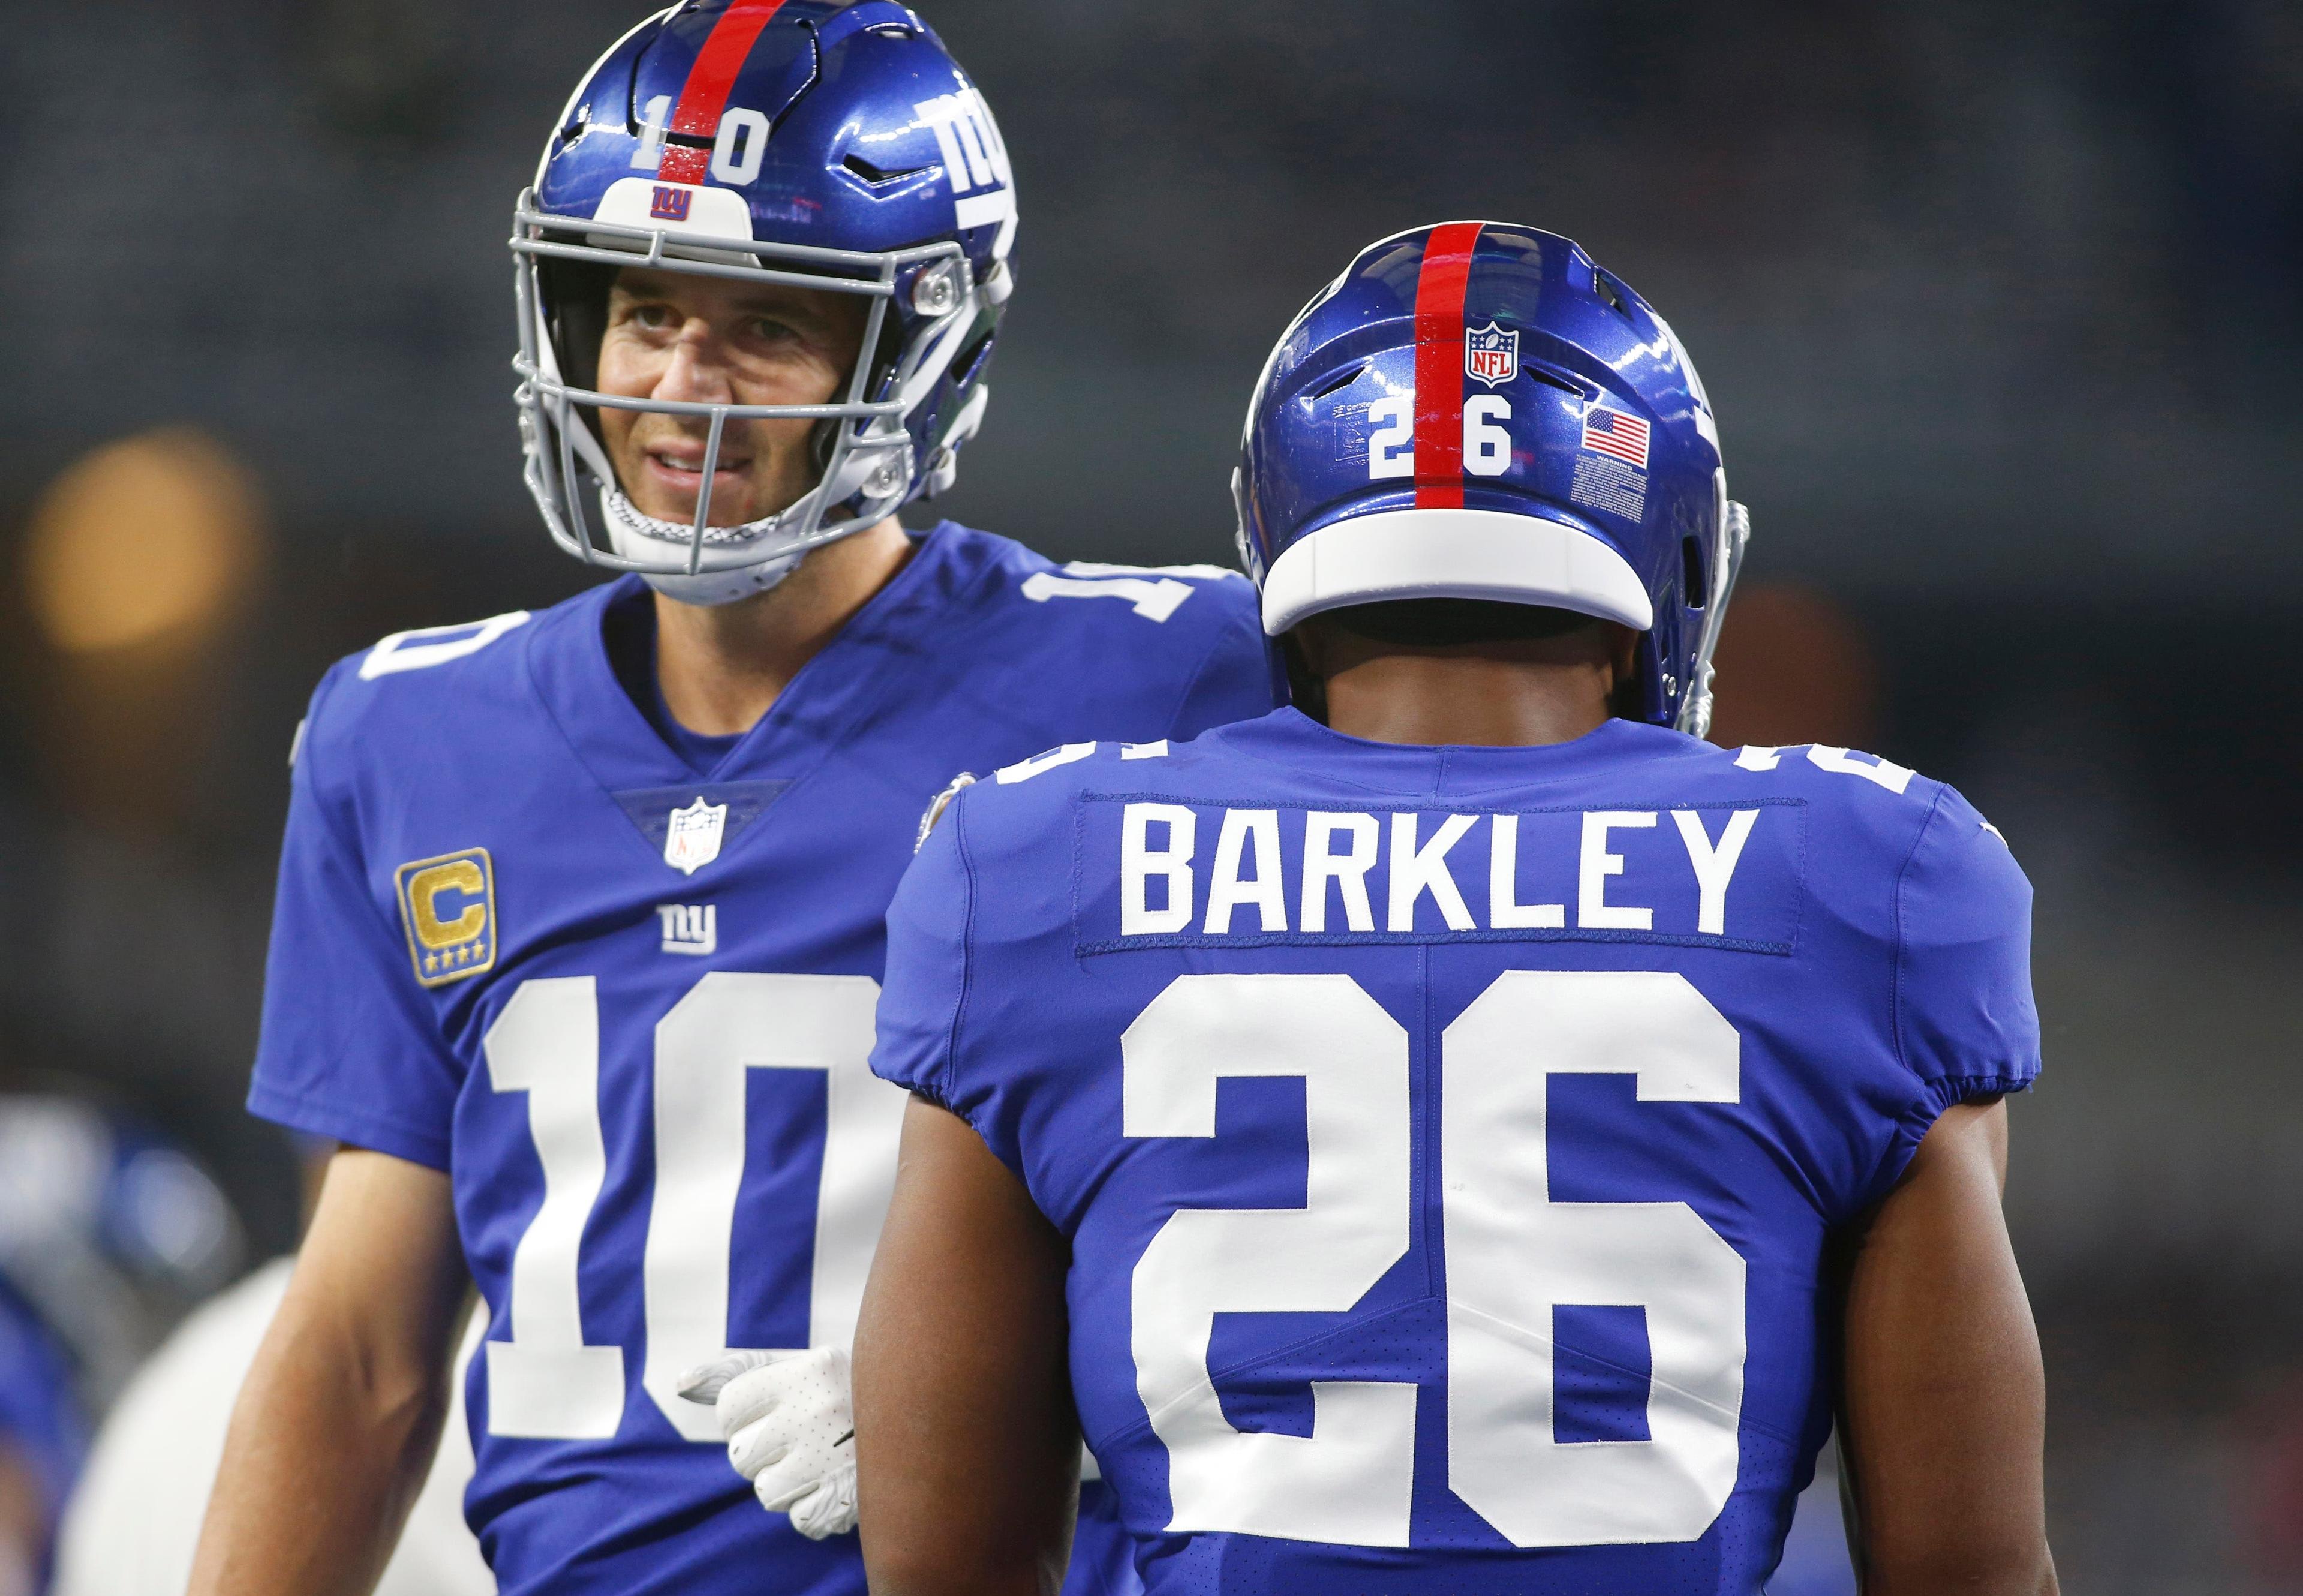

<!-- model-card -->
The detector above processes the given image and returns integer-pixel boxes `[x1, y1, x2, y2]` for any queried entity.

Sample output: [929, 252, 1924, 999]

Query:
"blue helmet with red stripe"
[512, 1, 1016, 603]
[1235, 222, 1752, 736]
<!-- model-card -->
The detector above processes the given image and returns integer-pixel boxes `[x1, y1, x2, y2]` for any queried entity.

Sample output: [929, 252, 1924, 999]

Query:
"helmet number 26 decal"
[1367, 394, 1513, 482]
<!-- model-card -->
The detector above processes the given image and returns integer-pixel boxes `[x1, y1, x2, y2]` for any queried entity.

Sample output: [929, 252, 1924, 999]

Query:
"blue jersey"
[247, 524, 1272, 1596]
[871, 707, 2042, 1595]
[0, 1273, 86, 1589]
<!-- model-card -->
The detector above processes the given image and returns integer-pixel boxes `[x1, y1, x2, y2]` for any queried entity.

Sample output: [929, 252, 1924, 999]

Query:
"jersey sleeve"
[873, 786, 1050, 1178]
[245, 669, 463, 1171]
[870, 785, 977, 1119]
[1162, 581, 1281, 740]
[1879, 782, 2042, 1174]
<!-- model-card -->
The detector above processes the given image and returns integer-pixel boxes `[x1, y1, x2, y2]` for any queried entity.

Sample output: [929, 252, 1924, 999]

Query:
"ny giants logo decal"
[649, 185, 694, 222]
[913, 88, 1015, 233]
[1465, 321, 1519, 389]
[657, 903, 717, 956]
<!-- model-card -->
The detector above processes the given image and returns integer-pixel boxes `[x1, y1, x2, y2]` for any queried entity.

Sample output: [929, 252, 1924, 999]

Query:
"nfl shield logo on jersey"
[663, 796, 728, 876]
[1465, 321, 1519, 388]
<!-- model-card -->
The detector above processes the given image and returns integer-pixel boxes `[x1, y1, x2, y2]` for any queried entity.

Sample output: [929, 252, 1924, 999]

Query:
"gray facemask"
[513, 189, 1003, 603]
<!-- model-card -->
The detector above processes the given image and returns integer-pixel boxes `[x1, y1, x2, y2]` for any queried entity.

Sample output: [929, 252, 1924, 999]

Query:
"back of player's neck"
[1317, 652, 1616, 748]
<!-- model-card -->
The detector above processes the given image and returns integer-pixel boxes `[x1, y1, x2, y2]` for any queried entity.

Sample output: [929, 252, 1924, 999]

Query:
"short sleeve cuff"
[1868, 1069, 2036, 1210]
[246, 1078, 454, 1172]
[868, 1048, 953, 1104]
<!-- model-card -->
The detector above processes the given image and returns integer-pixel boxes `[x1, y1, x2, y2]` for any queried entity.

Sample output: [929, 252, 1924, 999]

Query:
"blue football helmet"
[1234, 221, 1752, 737]
[513, 1, 1017, 604]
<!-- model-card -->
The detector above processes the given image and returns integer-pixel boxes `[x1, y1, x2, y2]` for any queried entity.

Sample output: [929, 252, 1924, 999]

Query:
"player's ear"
[1280, 622, 1330, 723]
[1606, 623, 1643, 719]
[1609, 622, 1640, 679]
[1285, 618, 1327, 678]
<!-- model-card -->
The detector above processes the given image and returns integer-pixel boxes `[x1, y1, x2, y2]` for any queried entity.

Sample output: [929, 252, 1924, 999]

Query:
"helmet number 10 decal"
[1367, 394, 1513, 482]
[630, 94, 771, 188]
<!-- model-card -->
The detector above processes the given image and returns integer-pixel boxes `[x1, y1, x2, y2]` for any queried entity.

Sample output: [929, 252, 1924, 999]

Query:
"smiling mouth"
[647, 449, 753, 480]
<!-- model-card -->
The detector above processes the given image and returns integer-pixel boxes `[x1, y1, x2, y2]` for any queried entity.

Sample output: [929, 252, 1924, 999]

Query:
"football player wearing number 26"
[858, 224, 2060, 1594]
[188, 7, 1271, 1596]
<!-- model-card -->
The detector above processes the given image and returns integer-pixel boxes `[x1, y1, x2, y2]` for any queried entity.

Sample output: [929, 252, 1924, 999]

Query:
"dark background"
[1, 2, 2299, 1589]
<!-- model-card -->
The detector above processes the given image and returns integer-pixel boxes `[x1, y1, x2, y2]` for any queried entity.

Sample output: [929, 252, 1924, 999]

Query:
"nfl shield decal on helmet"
[1465, 321, 1519, 388]
[664, 796, 729, 875]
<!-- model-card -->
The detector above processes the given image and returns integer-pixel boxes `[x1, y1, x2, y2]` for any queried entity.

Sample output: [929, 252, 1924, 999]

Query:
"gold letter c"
[410, 860, 487, 949]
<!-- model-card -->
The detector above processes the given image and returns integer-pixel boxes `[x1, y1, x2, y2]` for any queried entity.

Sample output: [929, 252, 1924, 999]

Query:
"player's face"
[595, 267, 871, 528]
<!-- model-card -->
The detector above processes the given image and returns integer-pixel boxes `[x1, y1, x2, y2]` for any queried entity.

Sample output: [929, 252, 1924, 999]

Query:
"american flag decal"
[1582, 408, 1652, 470]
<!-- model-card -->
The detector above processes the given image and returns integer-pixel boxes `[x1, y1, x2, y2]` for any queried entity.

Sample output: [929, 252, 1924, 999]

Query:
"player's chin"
[623, 462, 773, 528]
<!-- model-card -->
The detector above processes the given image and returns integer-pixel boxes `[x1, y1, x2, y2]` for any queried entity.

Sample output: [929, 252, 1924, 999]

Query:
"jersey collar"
[524, 521, 970, 804]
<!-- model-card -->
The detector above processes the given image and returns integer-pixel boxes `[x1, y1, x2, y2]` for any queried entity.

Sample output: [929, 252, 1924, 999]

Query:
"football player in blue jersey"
[188, 7, 1270, 1596]
[855, 223, 2059, 1594]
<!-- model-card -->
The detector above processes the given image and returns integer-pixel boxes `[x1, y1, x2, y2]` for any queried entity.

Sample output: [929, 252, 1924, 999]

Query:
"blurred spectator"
[0, 1098, 244, 1402]
[0, 1278, 83, 1596]
[0, 1096, 243, 1594]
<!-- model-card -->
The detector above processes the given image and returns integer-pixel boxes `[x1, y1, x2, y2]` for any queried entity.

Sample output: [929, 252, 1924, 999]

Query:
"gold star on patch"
[424, 953, 439, 973]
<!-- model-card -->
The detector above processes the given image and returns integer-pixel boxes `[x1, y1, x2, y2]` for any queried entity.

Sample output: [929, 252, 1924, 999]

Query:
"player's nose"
[653, 322, 735, 407]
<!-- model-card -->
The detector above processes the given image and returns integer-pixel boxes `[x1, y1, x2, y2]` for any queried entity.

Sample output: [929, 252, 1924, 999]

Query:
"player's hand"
[678, 1347, 858, 1540]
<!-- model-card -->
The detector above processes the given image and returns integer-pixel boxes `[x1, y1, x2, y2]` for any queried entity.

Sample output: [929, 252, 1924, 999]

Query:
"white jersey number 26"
[481, 973, 901, 1442]
[1126, 969, 1746, 1548]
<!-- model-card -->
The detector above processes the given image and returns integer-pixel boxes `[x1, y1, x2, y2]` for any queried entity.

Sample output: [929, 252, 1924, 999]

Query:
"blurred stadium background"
[1, 1, 2298, 1590]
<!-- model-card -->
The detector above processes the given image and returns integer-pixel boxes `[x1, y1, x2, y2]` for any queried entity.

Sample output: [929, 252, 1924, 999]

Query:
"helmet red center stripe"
[658, 0, 793, 185]
[1412, 221, 1482, 510]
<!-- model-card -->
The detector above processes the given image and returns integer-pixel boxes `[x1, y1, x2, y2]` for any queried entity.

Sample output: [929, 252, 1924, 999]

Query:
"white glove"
[679, 1346, 858, 1540]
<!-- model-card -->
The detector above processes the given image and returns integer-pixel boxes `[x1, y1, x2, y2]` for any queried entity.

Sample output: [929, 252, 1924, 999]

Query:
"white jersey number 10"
[481, 973, 901, 1442]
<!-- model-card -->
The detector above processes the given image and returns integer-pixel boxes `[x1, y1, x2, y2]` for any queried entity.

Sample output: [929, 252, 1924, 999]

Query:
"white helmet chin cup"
[599, 488, 805, 607]
[639, 560, 804, 607]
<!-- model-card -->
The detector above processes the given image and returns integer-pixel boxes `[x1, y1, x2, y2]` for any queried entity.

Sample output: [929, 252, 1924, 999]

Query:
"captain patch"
[395, 849, 497, 987]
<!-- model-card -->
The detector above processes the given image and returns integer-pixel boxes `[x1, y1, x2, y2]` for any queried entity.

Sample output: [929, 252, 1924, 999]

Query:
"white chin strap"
[600, 486, 808, 607]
